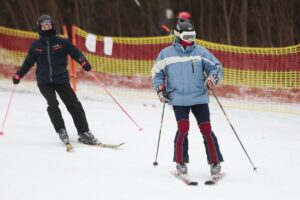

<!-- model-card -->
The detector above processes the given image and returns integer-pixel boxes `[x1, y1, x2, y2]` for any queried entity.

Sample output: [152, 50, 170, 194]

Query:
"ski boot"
[78, 131, 99, 145]
[176, 163, 188, 175]
[57, 128, 70, 144]
[210, 163, 221, 177]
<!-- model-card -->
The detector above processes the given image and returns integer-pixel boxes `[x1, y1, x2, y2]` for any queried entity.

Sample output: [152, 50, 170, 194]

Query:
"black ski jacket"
[17, 32, 90, 85]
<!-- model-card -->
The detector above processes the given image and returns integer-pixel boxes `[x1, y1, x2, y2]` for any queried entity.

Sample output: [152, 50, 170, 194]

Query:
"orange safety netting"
[0, 26, 38, 79]
[0, 25, 300, 114]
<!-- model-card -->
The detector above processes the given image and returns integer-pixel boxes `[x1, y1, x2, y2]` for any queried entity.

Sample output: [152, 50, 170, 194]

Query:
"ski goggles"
[178, 18, 191, 23]
[40, 20, 52, 26]
[174, 30, 196, 42]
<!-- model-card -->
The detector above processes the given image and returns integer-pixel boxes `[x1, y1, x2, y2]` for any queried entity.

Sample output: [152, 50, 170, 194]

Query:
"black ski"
[170, 171, 198, 186]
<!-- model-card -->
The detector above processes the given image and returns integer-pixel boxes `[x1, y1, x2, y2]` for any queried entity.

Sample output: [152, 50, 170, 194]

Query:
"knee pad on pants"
[178, 119, 190, 134]
[199, 122, 211, 136]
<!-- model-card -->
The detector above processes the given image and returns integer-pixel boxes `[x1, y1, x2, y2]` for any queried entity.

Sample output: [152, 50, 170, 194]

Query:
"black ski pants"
[38, 82, 89, 134]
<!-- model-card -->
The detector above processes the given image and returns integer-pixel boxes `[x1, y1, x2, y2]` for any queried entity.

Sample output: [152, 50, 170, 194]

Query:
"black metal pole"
[153, 103, 166, 166]
[212, 90, 257, 172]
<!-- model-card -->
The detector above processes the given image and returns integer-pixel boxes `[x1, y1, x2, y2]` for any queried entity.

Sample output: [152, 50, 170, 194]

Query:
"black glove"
[82, 63, 92, 72]
[205, 74, 218, 90]
[12, 74, 20, 84]
[156, 84, 169, 103]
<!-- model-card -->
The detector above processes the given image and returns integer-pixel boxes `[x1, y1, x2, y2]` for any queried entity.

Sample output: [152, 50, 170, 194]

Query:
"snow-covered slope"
[1, 80, 299, 200]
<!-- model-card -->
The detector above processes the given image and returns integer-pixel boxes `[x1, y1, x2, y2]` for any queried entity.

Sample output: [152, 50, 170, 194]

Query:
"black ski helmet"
[37, 14, 54, 32]
[174, 22, 196, 42]
[174, 21, 195, 33]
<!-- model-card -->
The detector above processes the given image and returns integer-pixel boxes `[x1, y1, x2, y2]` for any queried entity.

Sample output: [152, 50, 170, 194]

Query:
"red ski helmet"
[177, 11, 192, 23]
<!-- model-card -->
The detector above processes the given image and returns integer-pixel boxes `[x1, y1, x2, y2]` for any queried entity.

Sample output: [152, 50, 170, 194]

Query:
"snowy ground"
[0, 79, 300, 200]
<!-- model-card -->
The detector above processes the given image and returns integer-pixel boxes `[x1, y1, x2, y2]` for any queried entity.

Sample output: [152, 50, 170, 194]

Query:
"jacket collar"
[39, 32, 59, 43]
[173, 41, 195, 54]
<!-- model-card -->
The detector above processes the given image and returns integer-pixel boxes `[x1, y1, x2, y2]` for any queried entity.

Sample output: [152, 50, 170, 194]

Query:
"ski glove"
[82, 62, 92, 72]
[205, 74, 218, 90]
[156, 84, 169, 103]
[12, 74, 20, 84]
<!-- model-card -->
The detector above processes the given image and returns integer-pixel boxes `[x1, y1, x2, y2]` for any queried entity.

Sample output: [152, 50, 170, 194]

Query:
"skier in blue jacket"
[152, 22, 224, 177]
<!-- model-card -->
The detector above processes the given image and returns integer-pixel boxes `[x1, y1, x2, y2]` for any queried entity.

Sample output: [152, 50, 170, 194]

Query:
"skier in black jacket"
[12, 14, 99, 145]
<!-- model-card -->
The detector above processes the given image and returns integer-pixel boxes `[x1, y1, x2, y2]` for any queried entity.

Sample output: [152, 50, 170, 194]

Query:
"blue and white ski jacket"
[152, 42, 222, 106]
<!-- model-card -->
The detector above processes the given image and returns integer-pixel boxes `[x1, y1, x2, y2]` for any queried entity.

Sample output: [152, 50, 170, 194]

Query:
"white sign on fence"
[104, 37, 113, 56]
[85, 33, 97, 53]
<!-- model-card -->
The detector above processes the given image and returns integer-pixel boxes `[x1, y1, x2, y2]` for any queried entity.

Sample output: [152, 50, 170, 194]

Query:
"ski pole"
[89, 71, 143, 132]
[211, 89, 257, 171]
[0, 85, 16, 136]
[133, 0, 160, 35]
[153, 102, 166, 166]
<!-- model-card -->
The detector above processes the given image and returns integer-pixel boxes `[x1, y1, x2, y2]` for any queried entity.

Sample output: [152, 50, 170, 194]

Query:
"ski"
[65, 143, 73, 152]
[170, 171, 198, 186]
[204, 173, 223, 185]
[82, 142, 125, 149]
[65, 142, 124, 151]
[91, 142, 125, 148]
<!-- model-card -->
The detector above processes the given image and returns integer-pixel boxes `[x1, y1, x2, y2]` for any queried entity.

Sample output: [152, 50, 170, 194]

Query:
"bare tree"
[222, 0, 235, 44]
[240, 0, 248, 46]
[1, 0, 299, 46]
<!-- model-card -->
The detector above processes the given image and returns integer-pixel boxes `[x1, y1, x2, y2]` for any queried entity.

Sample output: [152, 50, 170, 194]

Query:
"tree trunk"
[240, 0, 248, 46]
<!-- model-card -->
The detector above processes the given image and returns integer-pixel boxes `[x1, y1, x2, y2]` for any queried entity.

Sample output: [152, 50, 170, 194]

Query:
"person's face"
[40, 22, 52, 31]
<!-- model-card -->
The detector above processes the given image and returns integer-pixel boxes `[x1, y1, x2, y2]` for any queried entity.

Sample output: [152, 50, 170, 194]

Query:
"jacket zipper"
[192, 61, 194, 73]
[46, 40, 53, 83]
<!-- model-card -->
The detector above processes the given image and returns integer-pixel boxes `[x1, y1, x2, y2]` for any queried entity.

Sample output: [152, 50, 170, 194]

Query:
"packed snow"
[0, 79, 299, 200]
